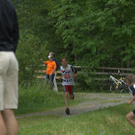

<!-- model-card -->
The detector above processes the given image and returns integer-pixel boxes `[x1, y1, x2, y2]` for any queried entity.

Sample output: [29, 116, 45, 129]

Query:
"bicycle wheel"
[119, 84, 129, 93]
[110, 83, 118, 93]
[99, 79, 113, 92]
[110, 83, 128, 93]
[118, 79, 128, 93]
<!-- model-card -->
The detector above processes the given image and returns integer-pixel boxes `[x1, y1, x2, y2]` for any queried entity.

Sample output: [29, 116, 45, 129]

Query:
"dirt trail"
[16, 93, 131, 118]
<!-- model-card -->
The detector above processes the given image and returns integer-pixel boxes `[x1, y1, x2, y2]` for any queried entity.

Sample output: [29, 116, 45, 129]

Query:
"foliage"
[13, 0, 64, 62]
[48, 0, 135, 68]
[12, 0, 135, 84]
[16, 29, 48, 83]
[75, 73, 99, 92]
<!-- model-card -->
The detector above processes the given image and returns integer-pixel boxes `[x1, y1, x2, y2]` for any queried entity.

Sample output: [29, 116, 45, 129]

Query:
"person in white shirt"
[59, 57, 78, 115]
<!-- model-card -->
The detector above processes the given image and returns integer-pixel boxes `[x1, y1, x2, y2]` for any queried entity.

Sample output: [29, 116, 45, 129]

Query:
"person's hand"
[58, 77, 61, 80]
[73, 73, 78, 79]
[127, 100, 132, 105]
[49, 73, 52, 77]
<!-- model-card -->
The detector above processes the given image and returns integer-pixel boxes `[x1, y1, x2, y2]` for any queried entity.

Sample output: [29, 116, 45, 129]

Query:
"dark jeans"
[45, 74, 55, 87]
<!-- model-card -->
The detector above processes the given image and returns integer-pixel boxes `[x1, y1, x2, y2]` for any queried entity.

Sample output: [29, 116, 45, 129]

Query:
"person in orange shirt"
[41, 55, 56, 89]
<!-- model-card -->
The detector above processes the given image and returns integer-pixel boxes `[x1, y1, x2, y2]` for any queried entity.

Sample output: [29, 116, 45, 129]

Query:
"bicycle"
[99, 72, 128, 93]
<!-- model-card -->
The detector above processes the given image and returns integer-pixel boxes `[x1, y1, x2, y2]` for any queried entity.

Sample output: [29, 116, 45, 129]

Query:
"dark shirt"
[128, 84, 135, 96]
[0, 0, 19, 53]
[53, 58, 60, 71]
[70, 65, 77, 74]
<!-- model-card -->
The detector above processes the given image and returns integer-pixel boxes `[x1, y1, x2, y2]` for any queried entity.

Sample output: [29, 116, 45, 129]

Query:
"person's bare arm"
[41, 61, 45, 64]
[127, 95, 135, 105]
[58, 74, 63, 80]
[40, 58, 46, 64]
[73, 72, 78, 79]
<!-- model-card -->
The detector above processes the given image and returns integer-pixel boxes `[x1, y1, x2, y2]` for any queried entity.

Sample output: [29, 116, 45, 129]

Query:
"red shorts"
[63, 85, 74, 94]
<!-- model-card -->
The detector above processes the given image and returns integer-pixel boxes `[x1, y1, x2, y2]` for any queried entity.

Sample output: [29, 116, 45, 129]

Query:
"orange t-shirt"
[45, 61, 56, 75]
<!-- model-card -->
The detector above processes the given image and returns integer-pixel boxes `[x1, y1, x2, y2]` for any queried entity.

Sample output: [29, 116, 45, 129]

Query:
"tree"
[16, 29, 48, 83]
[13, 0, 135, 77]
[49, 0, 135, 68]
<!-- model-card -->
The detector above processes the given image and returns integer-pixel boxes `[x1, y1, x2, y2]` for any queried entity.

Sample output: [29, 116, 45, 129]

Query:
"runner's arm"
[59, 67, 63, 80]
[58, 74, 63, 80]
[127, 95, 135, 105]
[73, 72, 78, 79]
[70, 65, 78, 78]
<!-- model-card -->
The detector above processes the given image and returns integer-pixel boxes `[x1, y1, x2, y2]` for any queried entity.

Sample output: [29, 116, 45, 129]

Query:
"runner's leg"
[69, 86, 74, 99]
[65, 92, 68, 108]
[126, 111, 135, 127]
[63, 86, 69, 108]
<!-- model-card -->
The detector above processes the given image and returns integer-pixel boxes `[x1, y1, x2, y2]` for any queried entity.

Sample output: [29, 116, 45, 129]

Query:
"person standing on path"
[59, 57, 78, 115]
[49, 52, 60, 91]
[41, 56, 56, 89]
[0, 0, 19, 135]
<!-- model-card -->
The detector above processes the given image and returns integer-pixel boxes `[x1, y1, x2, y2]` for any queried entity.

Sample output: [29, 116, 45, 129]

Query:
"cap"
[48, 55, 53, 59]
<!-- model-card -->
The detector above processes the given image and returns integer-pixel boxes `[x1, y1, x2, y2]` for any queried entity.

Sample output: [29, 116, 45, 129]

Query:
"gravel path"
[16, 93, 131, 118]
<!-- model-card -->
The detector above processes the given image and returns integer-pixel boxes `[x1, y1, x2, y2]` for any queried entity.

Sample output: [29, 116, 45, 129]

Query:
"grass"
[14, 81, 91, 116]
[15, 80, 133, 134]
[18, 115, 61, 129]
[101, 100, 121, 104]
[18, 104, 135, 135]
[14, 86, 64, 115]
[15, 79, 130, 116]
[18, 103, 135, 135]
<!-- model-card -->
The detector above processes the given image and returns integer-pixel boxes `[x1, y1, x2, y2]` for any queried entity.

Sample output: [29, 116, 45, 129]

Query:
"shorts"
[63, 85, 74, 94]
[132, 109, 135, 115]
[0, 52, 19, 110]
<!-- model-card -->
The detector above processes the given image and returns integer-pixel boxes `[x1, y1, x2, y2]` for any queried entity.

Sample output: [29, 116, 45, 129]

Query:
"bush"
[16, 29, 49, 84]
[75, 73, 100, 92]
[14, 80, 65, 115]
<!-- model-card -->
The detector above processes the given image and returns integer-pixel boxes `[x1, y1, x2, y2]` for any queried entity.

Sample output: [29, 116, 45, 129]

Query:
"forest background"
[12, 0, 135, 90]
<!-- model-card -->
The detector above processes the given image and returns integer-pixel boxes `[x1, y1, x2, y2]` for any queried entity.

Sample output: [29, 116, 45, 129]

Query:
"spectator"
[41, 56, 56, 89]
[49, 52, 60, 91]
[0, 0, 19, 135]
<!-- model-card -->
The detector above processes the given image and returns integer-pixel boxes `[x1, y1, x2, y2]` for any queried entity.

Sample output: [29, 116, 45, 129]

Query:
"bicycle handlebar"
[107, 72, 125, 77]
[108, 72, 112, 75]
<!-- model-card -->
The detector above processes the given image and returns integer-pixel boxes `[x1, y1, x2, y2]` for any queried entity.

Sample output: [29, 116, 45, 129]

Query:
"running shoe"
[71, 94, 74, 100]
[65, 108, 70, 115]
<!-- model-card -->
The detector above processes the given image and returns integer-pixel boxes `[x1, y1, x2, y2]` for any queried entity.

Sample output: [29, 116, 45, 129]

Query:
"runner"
[59, 57, 78, 115]
[125, 74, 135, 128]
